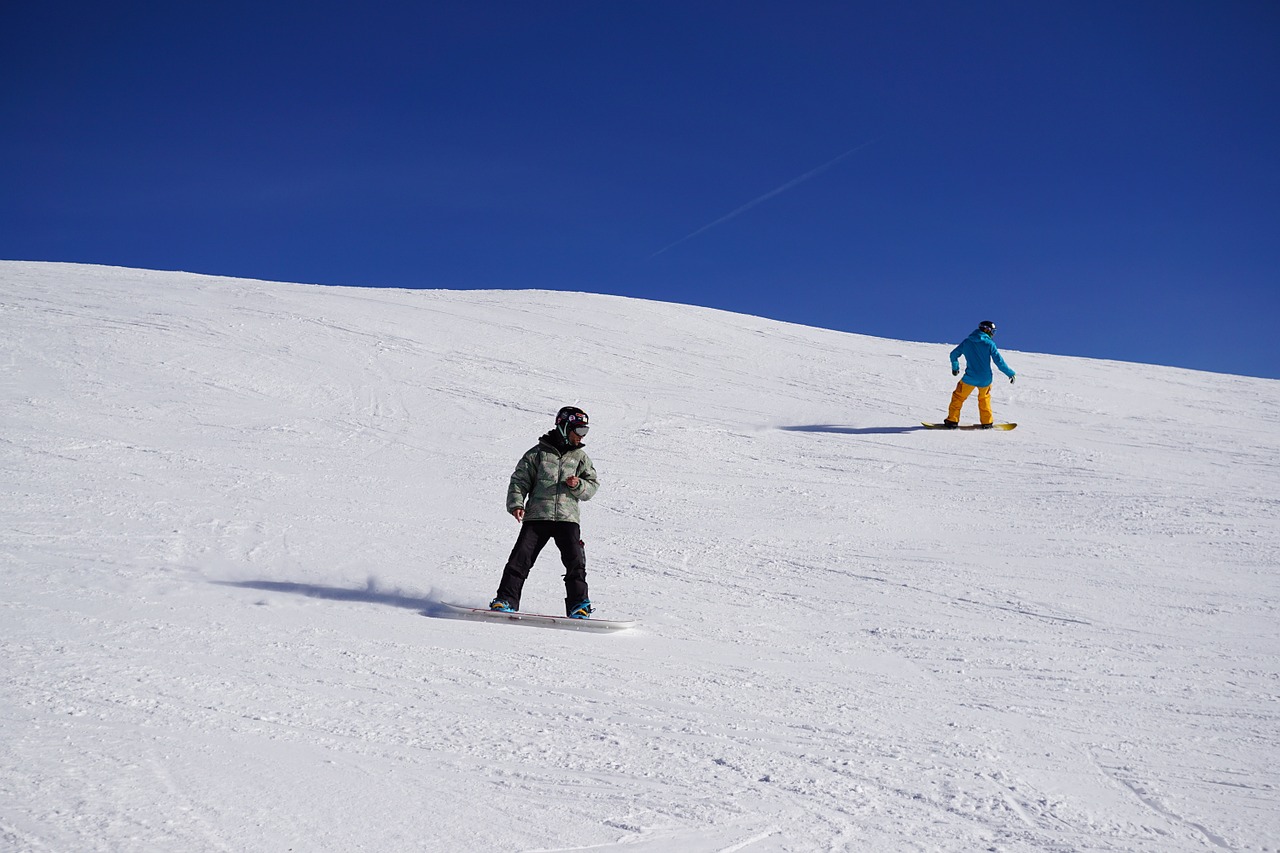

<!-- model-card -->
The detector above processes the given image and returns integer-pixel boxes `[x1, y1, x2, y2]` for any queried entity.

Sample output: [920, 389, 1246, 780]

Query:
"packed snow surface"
[2, 261, 1278, 852]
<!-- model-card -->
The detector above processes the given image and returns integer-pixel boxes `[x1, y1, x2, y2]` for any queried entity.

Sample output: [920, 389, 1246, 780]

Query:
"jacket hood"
[538, 429, 580, 454]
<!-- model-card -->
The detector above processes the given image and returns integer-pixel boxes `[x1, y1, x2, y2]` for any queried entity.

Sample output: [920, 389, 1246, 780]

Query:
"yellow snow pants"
[948, 381, 992, 425]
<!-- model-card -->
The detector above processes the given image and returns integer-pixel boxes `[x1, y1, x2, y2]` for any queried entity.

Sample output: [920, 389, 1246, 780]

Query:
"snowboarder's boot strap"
[489, 599, 514, 613]
[567, 600, 593, 619]
[977, 423, 994, 429]
[943, 419, 959, 429]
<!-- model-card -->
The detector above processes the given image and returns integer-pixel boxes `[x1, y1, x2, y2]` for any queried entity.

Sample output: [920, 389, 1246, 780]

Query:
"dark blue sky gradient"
[3, 1, 1277, 378]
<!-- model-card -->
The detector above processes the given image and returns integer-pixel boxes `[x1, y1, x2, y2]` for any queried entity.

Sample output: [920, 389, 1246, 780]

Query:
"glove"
[1010, 375, 1016, 384]
[952, 369, 959, 376]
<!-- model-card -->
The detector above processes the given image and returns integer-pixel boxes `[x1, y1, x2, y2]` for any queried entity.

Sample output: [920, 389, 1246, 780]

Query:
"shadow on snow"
[780, 424, 928, 435]
[213, 579, 454, 617]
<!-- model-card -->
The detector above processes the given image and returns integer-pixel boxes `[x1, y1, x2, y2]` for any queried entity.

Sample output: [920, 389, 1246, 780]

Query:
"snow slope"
[2, 261, 1277, 852]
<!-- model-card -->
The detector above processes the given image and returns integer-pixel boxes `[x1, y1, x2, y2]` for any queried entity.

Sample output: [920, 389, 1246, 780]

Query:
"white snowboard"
[440, 602, 637, 632]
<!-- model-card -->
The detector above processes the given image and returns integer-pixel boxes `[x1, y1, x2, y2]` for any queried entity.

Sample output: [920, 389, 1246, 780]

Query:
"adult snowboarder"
[490, 406, 599, 618]
[943, 320, 1016, 428]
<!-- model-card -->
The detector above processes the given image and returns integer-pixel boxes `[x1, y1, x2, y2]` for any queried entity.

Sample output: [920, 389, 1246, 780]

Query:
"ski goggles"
[571, 426, 589, 437]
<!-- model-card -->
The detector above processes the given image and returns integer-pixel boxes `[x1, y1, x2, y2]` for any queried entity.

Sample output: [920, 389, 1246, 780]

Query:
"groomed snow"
[2, 261, 1277, 852]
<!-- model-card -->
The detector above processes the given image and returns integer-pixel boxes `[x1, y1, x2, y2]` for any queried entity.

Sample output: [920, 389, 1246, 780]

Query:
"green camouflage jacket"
[506, 431, 599, 523]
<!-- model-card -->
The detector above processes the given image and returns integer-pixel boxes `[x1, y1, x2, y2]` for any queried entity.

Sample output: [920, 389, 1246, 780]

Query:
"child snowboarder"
[490, 406, 599, 618]
[943, 320, 1016, 428]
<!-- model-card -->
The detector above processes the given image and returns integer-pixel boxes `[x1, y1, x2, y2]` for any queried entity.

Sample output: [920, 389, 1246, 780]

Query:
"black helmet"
[555, 406, 589, 440]
[978, 320, 997, 336]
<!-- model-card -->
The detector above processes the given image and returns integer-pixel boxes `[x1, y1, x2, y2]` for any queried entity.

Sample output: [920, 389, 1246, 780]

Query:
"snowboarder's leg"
[495, 522, 552, 611]
[977, 385, 993, 425]
[551, 522, 589, 611]
[948, 381, 974, 423]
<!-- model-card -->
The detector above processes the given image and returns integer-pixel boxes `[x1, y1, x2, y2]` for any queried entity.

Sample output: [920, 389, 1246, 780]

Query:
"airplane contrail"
[650, 138, 877, 258]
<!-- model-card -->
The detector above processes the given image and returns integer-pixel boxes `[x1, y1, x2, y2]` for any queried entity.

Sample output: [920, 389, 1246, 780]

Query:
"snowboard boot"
[566, 599, 593, 619]
[977, 423, 994, 429]
[489, 598, 514, 612]
[942, 419, 959, 429]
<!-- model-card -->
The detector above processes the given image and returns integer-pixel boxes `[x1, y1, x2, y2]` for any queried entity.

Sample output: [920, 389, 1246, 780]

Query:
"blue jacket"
[950, 330, 1015, 388]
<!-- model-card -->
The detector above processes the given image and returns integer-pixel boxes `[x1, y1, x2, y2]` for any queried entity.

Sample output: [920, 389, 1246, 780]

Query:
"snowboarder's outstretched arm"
[991, 345, 1015, 381]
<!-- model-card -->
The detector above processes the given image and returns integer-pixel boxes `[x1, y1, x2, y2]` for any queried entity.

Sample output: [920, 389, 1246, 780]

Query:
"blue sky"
[4, 1, 1278, 379]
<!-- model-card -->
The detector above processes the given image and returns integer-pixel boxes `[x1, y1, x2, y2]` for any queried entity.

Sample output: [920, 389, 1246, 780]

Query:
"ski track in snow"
[2, 262, 1279, 852]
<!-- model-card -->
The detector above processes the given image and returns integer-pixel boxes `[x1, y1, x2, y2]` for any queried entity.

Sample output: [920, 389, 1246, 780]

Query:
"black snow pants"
[495, 520, 588, 613]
